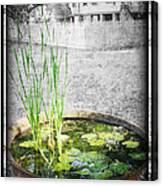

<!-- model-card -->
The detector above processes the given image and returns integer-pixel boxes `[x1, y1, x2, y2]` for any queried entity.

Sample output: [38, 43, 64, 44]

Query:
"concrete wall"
[8, 20, 147, 50]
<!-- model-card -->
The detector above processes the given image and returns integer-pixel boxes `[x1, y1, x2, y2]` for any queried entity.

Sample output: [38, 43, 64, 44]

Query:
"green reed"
[10, 18, 68, 167]
[41, 21, 68, 166]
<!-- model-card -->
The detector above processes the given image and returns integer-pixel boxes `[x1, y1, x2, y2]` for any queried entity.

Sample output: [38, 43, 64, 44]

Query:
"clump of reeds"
[10, 17, 68, 168]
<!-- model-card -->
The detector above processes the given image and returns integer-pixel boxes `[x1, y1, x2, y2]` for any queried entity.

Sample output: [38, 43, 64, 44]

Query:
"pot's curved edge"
[8, 117, 31, 148]
[9, 159, 39, 178]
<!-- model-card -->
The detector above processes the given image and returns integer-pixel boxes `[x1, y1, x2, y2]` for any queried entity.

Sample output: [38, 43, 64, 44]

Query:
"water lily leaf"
[89, 139, 105, 147]
[128, 152, 146, 160]
[71, 160, 88, 169]
[67, 148, 81, 156]
[76, 168, 91, 176]
[113, 133, 125, 141]
[95, 124, 113, 132]
[98, 132, 124, 141]
[91, 169, 113, 179]
[89, 161, 108, 172]
[122, 141, 139, 148]
[109, 162, 129, 175]
[81, 133, 97, 140]
[98, 132, 113, 139]
[19, 140, 35, 148]
[77, 151, 106, 163]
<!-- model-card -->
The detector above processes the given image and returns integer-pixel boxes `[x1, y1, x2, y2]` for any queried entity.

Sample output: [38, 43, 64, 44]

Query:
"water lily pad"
[89, 161, 108, 172]
[91, 169, 113, 179]
[19, 140, 35, 148]
[77, 151, 106, 163]
[122, 141, 139, 148]
[71, 160, 88, 169]
[81, 133, 97, 140]
[67, 148, 81, 156]
[98, 132, 124, 141]
[94, 124, 113, 132]
[128, 152, 146, 160]
[89, 139, 105, 147]
[76, 168, 91, 176]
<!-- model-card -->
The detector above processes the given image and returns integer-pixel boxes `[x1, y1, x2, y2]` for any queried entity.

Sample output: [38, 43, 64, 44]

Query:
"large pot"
[8, 110, 146, 178]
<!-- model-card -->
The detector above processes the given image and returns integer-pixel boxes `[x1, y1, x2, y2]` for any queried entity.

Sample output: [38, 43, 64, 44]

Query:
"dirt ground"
[7, 44, 147, 130]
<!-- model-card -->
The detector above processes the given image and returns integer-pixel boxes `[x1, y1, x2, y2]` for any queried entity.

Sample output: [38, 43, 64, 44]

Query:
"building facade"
[67, 2, 147, 23]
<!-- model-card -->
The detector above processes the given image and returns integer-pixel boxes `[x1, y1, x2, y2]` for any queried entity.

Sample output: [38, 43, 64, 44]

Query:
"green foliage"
[54, 162, 71, 172]
[128, 152, 146, 160]
[109, 162, 129, 175]
[81, 130, 124, 147]
[98, 132, 124, 141]
[81, 133, 105, 146]
[122, 141, 140, 148]
[91, 169, 113, 179]
[89, 161, 108, 172]
[70, 151, 113, 179]
[54, 153, 71, 171]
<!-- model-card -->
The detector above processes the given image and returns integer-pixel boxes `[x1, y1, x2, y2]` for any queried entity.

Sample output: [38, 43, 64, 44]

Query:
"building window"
[83, 3, 87, 6]
[97, 14, 100, 21]
[72, 3, 76, 7]
[72, 16, 74, 23]
[103, 14, 112, 21]
[92, 2, 97, 5]
[79, 15, 84, 22]
[91, 15, 93, 22]
[116, 13, 120, 21]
